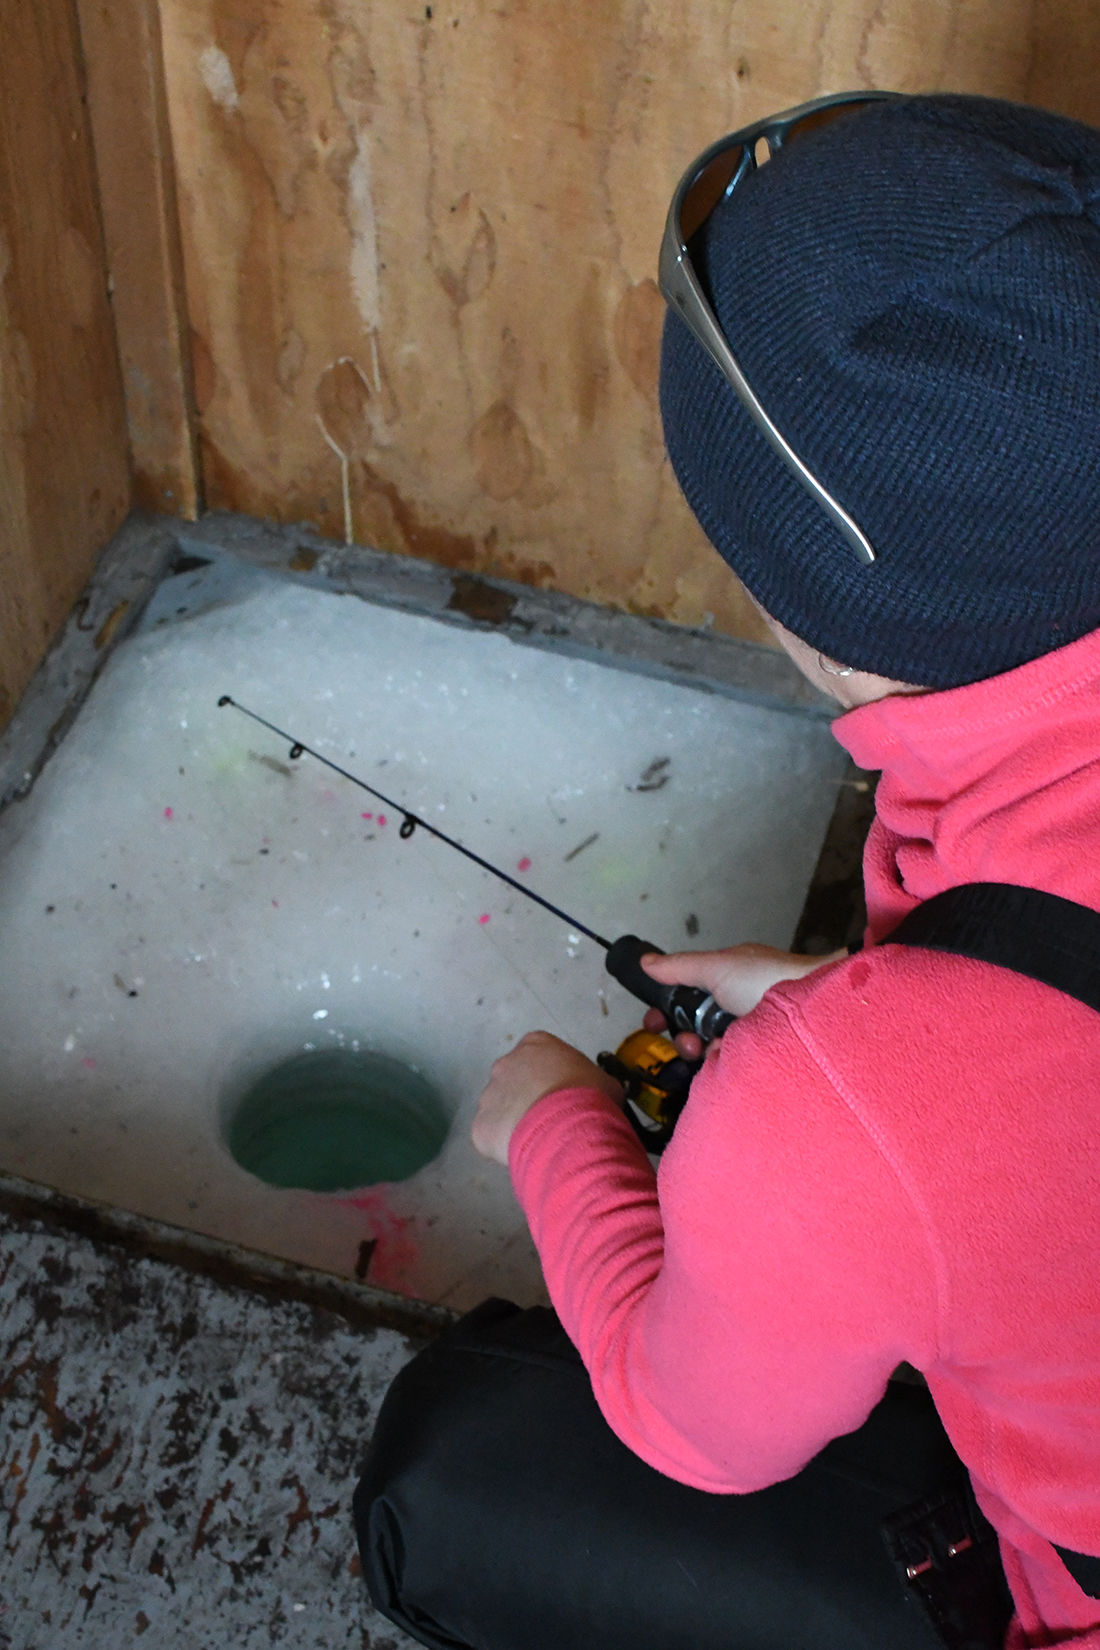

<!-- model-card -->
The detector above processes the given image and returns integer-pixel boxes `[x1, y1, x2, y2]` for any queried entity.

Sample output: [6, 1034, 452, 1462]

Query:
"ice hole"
[224, 1047, 450, 1191]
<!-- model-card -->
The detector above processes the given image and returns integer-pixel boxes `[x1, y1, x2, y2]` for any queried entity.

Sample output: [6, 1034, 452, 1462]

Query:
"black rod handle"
[605, 935, 734, 1044]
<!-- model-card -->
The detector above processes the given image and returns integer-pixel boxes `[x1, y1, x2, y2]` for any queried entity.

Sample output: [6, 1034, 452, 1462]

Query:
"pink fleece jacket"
[510, 625, 1100, 1650]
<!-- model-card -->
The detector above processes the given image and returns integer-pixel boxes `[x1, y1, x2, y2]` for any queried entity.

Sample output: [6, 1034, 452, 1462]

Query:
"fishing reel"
[597, 1028, 701, 1151]
[597, 935, 735, 1152]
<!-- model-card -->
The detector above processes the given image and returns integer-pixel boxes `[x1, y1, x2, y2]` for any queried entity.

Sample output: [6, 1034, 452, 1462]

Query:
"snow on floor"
[0, 552, 847, 1308]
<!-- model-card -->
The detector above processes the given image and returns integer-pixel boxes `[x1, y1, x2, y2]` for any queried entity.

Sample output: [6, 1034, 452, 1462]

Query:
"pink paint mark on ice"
[81, 1057, 97, 1069]
[517, 857, 532, 872]
[377, 814, 387, 827]
[361, 812, 373, 820]
[479, 912, 491, 925]
[272, 899, 279, 908]
[163, 807, 173, 820]
[336, 1189, 420, 1292]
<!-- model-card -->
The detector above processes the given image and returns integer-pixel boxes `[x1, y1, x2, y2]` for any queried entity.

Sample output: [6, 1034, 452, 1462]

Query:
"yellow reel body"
[597, 1028, 702, 1148]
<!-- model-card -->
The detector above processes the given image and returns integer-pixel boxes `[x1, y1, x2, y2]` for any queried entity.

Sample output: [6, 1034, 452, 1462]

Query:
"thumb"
[641, 948, 741, 995]
[641, 947, 757, 1017]
[642, 944, 834, 1019]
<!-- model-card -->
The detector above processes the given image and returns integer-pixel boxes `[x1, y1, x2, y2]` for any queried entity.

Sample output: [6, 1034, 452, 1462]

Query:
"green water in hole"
[226, 1048, 449, 1191]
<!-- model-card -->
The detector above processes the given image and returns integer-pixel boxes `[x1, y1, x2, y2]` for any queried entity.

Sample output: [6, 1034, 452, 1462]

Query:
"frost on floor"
[0, 554, 848, 1308]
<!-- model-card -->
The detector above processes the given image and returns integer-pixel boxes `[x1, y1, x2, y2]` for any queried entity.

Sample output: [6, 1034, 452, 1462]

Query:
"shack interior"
[2, 4, 1095, 1644]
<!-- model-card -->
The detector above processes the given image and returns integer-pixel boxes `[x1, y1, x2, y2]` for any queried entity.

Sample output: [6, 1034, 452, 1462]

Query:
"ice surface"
[0, 557, 848, 1307]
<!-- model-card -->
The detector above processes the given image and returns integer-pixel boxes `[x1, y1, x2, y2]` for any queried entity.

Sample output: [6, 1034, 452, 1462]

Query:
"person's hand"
[641, 944, 845, 1060]
[472, 1031, 624, 1166]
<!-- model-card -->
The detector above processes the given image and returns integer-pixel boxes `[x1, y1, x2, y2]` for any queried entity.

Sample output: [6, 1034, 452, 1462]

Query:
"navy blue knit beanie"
[659, 94, 1100, 687]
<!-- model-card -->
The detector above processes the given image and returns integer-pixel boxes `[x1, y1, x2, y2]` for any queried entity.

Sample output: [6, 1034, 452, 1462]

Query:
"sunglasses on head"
[659, 90, 904, 566]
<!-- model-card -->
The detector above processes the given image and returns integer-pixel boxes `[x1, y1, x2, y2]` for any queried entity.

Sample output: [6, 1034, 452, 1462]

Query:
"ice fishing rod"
[217, 695, 733, 1046]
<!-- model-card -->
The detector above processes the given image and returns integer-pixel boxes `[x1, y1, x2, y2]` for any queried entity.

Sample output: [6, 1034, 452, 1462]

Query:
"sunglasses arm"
[659, 229, 877, 567]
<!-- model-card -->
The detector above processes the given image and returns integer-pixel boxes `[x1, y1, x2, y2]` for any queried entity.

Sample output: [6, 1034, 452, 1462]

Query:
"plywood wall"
[7, 0, 1100, 721]
[151, 0, 1100, 641]
[75, 0, 199, 517]
[0, 0, 132, 729]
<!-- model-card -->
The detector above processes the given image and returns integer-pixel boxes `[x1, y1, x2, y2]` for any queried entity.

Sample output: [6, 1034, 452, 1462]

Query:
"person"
[354, 92, 1100, 1650]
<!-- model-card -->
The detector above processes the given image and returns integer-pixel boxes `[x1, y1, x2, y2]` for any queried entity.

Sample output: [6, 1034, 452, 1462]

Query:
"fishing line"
[218, 696, 612, 950]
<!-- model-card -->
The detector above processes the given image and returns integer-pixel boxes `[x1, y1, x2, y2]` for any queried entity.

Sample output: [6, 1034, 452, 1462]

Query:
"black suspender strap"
[886, 881, 1100, 1013]
[1055, 1547, 1100, 1598]
[886, 879, 1100, 1599]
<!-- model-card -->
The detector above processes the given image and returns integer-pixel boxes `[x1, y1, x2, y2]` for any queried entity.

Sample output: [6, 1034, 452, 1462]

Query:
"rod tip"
[217, 695, 232, 707]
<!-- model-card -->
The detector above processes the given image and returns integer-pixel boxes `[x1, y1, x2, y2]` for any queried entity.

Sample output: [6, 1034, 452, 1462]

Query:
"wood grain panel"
[75, 0, 200, 516]
[0, 0, 131, 730]
[156, 0, 1100, 642]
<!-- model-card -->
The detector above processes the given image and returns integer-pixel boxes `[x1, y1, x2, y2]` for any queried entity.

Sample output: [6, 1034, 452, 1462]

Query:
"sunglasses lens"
[680, 144, 750, 241]
[781, 100, 867, 149]
[680, 100, 869, 245]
